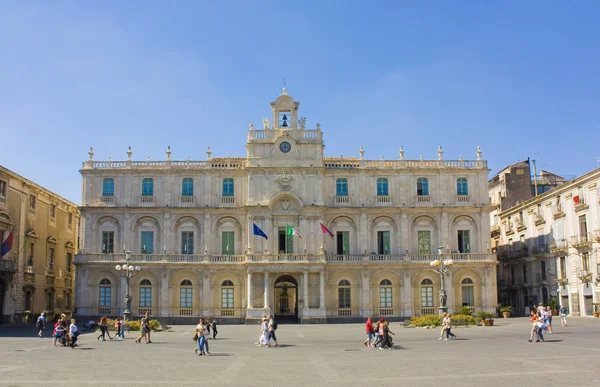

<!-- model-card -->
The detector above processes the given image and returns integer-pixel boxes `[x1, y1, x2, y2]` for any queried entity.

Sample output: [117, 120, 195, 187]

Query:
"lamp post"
[115, 251, 140, 338]
[430, 246, 454, 315]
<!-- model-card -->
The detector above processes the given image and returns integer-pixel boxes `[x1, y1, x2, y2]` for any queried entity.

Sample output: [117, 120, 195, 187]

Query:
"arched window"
[139, 279, 152, 308]
[336, 178, 348, 197]
[377, 178, 389, 196]
[180, 280, 193, 309]
[379, 279, 392, 308]
[182, 178, 194, 197]
[421, 278, 433, 308]
[338, 280, 351, 309]
[221, 280, 234, 309]
[142, 178, 154, 196]
[222, 178, 234, 197]
[461, 278, 474, 306]
[25, 291, 32, 311]
[102, 178, 115, 197]
[99, 278, 112, 308]
[457, 177, 468, 196]
[417, 178, 429, 196]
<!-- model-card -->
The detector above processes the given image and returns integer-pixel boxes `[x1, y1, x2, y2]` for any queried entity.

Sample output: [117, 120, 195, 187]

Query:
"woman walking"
[544, 306, 553, 334]
[528, 310, 542, 342]
[258, 317, 269, 347]
[97, 316, 112, 341]
[444, 314, 457, 340]
[438, 313, 448, 340]
[211, 319, 218, 339]
[135, 317, 148, 343]
[195, 318, 206, 355]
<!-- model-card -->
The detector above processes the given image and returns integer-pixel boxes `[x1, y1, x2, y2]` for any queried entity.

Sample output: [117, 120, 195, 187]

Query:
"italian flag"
[286, 224, 302, 239]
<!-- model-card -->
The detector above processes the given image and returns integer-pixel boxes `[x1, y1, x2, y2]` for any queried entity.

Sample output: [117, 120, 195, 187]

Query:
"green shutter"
[383, 231, 390, 254]
[222, 232, 234, 255]
[342, 231, 350, 254]
[418, 231, 430, 254]
[286, 233, 294, 254]
[463, 230, 470, 253]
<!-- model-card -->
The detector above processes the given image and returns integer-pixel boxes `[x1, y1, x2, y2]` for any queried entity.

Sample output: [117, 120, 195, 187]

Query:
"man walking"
[559, 305, 568, 327]
[36, 312, 46, 338]
[268, 315, 278, 347]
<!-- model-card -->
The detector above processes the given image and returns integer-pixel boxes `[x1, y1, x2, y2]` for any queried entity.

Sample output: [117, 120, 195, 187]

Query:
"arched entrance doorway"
[274, 275, 298, 324]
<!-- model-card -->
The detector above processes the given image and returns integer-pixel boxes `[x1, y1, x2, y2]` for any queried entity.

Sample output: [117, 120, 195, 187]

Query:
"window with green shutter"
[336, 231, 350, 254]
[222, 232, 234, 255]
[377, 231, 390, 254]
[418, 231, 431, 254]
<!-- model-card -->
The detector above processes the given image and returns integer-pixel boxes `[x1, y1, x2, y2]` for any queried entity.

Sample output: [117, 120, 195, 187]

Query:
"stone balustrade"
[75, 252, 496, 264]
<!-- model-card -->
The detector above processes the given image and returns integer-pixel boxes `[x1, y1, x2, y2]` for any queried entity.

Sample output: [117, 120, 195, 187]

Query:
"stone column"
[402, 270, 413, 317]
[263, 271, 269, 309]
[303, 271, 309, 309]
[203, 214, 211, 254]
[160, 269, 170, 317]
[247, 272, 253, 308]
[202, 271, 211, 317]
[361, 271, 371, 317]
[247, 216, 253, 254]
[319, 271, 325, 309]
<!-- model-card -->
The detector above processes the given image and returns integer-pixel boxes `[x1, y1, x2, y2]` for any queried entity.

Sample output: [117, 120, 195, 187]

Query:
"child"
[69, 319, 79, 348]
[52, 321, 63, 347]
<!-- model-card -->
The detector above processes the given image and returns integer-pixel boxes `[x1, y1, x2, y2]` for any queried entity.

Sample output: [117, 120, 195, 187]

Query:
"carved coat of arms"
[281, 199, 290, 210]
[276, 173, 294, 191]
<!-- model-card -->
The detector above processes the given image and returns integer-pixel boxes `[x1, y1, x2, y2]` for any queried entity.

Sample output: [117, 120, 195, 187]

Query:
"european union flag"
[253, 223, 268, 240]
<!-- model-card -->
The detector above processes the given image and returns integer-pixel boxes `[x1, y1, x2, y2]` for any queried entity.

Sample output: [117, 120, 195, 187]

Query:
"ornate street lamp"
[430, 246, 454, 315]
[115, 251, 141, 338]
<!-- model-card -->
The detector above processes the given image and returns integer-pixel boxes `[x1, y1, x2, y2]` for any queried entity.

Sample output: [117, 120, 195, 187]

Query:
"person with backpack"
[36, 312, 46, 338]
[268, 315, 278, 347]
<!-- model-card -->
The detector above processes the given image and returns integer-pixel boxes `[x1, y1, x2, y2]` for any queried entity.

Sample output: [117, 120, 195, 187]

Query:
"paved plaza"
[0, 318, 599, 387]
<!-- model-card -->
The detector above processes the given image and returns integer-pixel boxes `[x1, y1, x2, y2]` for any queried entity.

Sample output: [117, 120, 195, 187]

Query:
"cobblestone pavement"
[0, 317, 599, 387]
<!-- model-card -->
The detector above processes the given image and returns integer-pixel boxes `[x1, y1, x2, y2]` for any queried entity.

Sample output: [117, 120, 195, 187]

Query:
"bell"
[281, 114, 288, 127]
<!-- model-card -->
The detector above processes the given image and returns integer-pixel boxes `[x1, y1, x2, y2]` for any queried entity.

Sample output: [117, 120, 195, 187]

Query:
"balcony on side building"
[0, 259, 17, 273]
[550, 239, 568, 254]
[570, 233, 594, 249]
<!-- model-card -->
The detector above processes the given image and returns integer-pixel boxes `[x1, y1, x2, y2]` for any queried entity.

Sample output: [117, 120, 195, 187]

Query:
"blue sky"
[1, 1, 599, 204]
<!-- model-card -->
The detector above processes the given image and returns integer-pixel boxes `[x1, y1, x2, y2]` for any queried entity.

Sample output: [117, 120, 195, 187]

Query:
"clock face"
[280, 141, 291, 153]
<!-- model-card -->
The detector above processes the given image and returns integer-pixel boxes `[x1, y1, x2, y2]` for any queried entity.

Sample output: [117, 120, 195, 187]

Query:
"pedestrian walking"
[559, 305, 568, 327]
[36, 312, 46, 338]
[97, 316, 112, 341]
[114, 318, 123, 339]
[258, 317, 269, 347]
[135, 317, 148, 344]
[438, 313, 448, 340]
[195, 318, 207, 355]
[364, 316, 374, 347]
[69, 319, 79, 348]
[268, 315, 278, 347]
[52, 320, 63, 347]
[144, 311, 153, 343]
[444, 314, 457, 340]
[202, 319, 211, 354]
[211, 319, 218, 339]
[544, 306, 553, 334]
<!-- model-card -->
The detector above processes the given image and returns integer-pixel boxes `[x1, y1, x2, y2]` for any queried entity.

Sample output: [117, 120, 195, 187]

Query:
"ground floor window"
[221, 280, 234, 309]
[338, 280, 351, 308]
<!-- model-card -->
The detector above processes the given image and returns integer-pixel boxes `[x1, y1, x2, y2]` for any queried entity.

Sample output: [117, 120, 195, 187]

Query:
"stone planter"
[502, 312, 510, 319]
[481, 319, 494, 326]
[552, 309, 559, 316]
[593, 312, 599, 318]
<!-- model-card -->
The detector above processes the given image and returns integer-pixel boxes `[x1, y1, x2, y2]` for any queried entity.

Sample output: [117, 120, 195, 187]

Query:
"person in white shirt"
[69, 319, 79, 348]
[36, 313, 46, 338]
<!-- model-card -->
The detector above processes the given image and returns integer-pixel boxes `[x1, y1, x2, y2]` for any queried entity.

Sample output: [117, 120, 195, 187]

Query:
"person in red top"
[364, 316, 374, 347]
[528, 310, 541, 342]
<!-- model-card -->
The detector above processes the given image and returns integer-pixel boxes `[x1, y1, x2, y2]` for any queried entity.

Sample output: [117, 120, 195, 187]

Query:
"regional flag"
[286, 224, 302, 239]
[320, 223, 334, 239]
[253, 223, 268, 240]
[1, 231, 13, 259]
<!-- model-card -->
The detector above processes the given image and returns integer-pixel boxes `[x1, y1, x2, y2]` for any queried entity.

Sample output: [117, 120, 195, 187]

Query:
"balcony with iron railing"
[532, 244, 549, 256]
[0, 260, 17, 273]
[550, 239, 568, 253]
[570, 233, 594, 248]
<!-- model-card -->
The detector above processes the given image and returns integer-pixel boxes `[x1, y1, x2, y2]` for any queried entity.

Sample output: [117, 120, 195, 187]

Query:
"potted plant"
[548, 297, 559, 316]
[593, 303, 600, 318]
[500, 306, 513, 319]
[477, 311, 495, 326]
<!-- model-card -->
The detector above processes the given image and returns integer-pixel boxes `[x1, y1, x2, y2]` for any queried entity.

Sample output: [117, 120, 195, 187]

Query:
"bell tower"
[271, 88, 299, 129]
[246, 88, 324, 168]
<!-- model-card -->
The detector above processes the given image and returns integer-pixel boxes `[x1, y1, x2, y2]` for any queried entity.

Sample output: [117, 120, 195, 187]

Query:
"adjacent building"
[74, 89, 497, 324]
[493, 167, 600, 316]
[0, 166, 80, 323]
